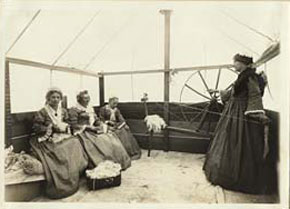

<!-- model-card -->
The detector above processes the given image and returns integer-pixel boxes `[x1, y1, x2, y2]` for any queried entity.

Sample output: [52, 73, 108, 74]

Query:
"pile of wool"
[144, 114, 167, 133]
[5, 146, 26, 173]
[5, 145, 44, 175]
[86, 160, 121, 179]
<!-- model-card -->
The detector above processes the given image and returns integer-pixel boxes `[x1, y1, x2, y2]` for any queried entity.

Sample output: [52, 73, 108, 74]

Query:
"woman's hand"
[53, 123, 68, 133]
[108, 126, 116, 131]
[106, 121, 116, 127]
[52, 124, 61, 133]
[207, 89, 219, 94]
[263, 140, 269, 160]
[80, 112, 90, 119]
[85, 125, 99, 133]
[263, 124, 270, 160]
[46, 124, 53, 135]
[208, 89, 220, 99]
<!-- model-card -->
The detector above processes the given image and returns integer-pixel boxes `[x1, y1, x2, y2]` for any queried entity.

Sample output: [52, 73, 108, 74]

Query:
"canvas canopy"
[1, 1, 282, 113]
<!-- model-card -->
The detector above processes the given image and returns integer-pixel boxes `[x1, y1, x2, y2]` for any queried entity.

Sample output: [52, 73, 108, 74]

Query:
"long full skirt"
[203, 98, 266, 194]
[30, 136, 89, 199]
[114, 127, 141, 160]
[77, 131, 131, 170]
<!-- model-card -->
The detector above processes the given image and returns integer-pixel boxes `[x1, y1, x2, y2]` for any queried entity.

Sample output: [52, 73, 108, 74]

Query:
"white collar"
[75, 102, 96, 126]
[45, 103, 62, 125]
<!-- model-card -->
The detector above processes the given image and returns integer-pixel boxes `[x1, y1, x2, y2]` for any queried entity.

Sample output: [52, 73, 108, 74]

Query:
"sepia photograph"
[0, 1, 289, 208]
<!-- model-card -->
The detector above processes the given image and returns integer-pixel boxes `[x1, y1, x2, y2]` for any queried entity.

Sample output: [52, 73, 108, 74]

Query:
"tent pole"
[5, 60, 12, 148]
[99, 75, 105, 106]
[160, 10, 172, 152]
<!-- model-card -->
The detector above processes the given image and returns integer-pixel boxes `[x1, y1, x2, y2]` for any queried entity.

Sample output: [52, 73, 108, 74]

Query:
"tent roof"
[1, 1, 283, 112]
[3, 2, 281, 72]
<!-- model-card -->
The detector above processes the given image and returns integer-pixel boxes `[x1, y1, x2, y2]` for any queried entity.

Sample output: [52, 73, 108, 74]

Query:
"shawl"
[44, 104, 67, 130]
[41, 104, 70, 143]
[105, 104, 117, 122]
[75, 102, 96, 126]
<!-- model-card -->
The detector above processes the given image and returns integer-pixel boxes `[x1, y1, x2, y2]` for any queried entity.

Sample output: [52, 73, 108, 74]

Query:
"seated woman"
[68, 90, 131, 170]
[99, 96, 141, 160]
[29, 87, 89, 199]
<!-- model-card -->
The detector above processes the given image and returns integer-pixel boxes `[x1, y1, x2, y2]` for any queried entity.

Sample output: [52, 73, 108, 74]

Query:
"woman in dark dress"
[68, 90, 131, 170]
[99, 97, 142, 160]
[203, 54, 269, 194]
[29, 88, 89, 199]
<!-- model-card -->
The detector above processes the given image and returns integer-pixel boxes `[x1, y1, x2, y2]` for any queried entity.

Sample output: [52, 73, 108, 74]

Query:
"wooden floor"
[32, 150, 278, 203]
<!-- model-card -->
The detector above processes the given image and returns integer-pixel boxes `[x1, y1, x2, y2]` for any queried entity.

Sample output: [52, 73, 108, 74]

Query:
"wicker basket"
[87, 173, 121, 190]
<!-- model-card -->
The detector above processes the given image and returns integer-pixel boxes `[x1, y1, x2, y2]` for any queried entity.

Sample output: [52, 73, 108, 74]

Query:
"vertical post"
[62, 95, 68, 109]
[5, 60, 12, 148]
[99, 75, 105, 106]
[160, 10, 172, 152]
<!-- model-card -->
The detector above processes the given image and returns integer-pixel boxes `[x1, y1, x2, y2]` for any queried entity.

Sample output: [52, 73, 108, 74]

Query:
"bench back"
[8, 102, 279, 157]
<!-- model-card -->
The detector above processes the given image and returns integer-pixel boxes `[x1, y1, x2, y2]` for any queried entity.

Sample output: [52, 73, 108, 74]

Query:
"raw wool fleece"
[86, 160, 122, 179]
[144, 115, 167, 133]
[5, 145, 44, 175]
[5, 146, 25, 173]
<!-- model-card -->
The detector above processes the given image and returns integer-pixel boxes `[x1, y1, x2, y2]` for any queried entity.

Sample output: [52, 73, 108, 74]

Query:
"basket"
[87, 173, 121, 190]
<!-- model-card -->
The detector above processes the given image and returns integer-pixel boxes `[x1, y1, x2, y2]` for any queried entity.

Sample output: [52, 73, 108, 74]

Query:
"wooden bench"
[5, 170, 45, 202]
[5, 110, 46, 201]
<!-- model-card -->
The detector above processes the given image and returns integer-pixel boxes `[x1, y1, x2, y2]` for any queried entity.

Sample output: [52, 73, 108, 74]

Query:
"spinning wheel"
[179, 67, 238, 134]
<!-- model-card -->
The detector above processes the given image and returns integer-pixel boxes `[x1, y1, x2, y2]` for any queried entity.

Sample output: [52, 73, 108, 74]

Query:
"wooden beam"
[6, 56, 234, 77]
[5, 60, 12, 147]
[160, 9, 172, 152]
[99, 76, 105, 106]
[166, 126, 213, 138]
[161, 9, 171, 102]
[100, 64, 234, 76]
[101, 68, 165, 76]
[6, 57, 100, 78]
[132, 132, 210, 140]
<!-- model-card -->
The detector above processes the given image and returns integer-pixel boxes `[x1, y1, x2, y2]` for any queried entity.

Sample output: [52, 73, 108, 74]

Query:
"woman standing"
[68, 90, 131, 170]
[203, 54, 269, 194]
[99, 97, 141, 160]
[29, 88, 89, 199]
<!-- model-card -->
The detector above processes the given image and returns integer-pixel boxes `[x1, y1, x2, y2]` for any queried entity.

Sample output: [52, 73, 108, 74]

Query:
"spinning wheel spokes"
[179, 67, 238, 134]
[197, 71, 213, 99]
[184, 84, 212, 100]
[215, 68, 221, 90]
[188, 102, 210, 125]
